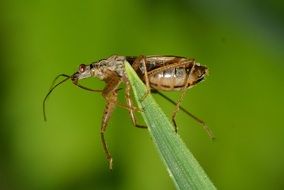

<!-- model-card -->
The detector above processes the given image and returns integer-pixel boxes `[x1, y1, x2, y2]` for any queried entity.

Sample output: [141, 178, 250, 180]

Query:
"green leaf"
[125, 61, 217, 190]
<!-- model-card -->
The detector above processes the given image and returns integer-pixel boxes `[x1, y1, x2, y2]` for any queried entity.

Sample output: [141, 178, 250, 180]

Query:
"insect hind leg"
[171, 90, 188, 133]
[155, 91, 215, 139]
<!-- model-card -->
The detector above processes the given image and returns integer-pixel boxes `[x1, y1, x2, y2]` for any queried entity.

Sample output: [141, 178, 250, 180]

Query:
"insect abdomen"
[149, 67, 190, 91]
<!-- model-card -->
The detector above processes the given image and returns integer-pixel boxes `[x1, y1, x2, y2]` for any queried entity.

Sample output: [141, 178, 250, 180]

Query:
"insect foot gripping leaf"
[125, 61, 216, 190]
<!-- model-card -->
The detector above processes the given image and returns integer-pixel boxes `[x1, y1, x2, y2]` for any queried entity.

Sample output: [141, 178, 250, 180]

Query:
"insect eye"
[79, 64, 86, 73]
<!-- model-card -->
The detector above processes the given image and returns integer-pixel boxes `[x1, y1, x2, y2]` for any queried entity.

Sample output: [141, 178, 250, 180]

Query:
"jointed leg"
[170, 60, 215, 139]
[171, 90, 214, 139]
[172, 61, 195, 133]
[140, 56, 151, 101]
[74, 82, 140, 112]
[171, 89, 188, 133]
[124, 78, 147, 129]
[100, 93, 117, 170]
[100, 71, 121, 170]
[155, 91, 215, 139]
[132, 55, 151, 101]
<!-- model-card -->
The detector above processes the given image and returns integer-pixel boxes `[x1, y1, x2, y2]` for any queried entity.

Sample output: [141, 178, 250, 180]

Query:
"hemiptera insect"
[43, 55, 214, 169]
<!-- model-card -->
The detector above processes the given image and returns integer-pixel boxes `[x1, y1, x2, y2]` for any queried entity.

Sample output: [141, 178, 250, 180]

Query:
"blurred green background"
[1, 0, 284, 189]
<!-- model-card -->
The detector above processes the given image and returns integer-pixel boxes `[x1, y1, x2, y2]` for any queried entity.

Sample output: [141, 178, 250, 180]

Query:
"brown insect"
[43, 55, 214, 170]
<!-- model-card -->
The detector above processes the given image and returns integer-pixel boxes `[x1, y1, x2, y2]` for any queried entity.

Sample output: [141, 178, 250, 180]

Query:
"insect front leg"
[100, 71, 122, 170]
[101, 91, 117, 170]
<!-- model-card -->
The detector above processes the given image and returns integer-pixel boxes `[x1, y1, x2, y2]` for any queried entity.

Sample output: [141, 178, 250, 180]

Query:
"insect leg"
[100, 71, 122, 170]
[171, 90, 188, 133]
[171, 61, 196, 133]
[101, 92, 117, 170]
[132, 55, 151, 101]
[73, 82, 139, 112]
[154, 91, 215, 139]
[124, 77, 147, 129]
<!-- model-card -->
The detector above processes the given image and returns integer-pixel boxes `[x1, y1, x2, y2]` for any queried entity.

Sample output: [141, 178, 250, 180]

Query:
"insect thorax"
[92, 55, 127, 79]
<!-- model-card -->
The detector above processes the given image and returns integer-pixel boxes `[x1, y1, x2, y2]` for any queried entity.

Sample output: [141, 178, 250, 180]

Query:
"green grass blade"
[125, 62, 216, 190]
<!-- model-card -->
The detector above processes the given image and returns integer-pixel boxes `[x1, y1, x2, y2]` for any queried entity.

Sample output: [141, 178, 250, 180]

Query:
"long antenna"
[43, 74, 70, 121]
[49, 74, 70, 90]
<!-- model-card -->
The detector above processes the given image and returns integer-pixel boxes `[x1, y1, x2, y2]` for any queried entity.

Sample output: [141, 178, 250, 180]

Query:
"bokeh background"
[1, 0, 284, 189]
